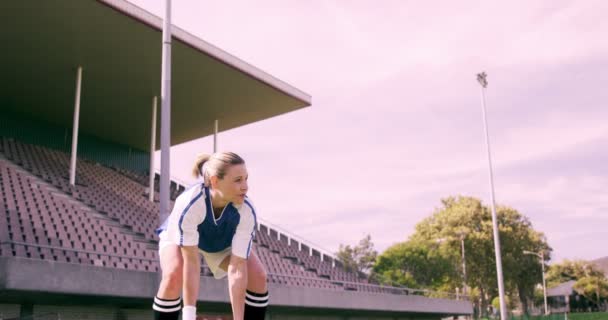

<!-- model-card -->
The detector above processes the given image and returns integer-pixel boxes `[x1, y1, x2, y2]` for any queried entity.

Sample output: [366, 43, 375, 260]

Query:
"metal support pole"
[477, 72, 507, 320]
[69, 66, 83, 186]
[596, 277, 600, 311]
[159, 0, 172, 222]
[541, 251, 548, 315]
[213, 119, 218, 153]
[149, 96, 157, 202]
[525, 250, 548, 315]
[461, 235, 467, 297]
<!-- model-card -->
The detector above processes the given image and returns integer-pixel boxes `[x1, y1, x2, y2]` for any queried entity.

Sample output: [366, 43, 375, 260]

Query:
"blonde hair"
[192, 152, 245, 186]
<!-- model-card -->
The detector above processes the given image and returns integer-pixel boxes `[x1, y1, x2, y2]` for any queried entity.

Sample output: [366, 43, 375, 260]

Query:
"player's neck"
[209, 188, 229, 210]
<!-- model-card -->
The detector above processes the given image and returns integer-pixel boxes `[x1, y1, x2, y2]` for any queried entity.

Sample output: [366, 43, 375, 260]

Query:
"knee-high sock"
[244, 290, 269, 320]
[182, 305, 197, 320]
[153, 296, 181, 320]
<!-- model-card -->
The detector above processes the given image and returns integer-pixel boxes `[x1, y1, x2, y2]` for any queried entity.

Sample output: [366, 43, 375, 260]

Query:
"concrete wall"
[0, 303, 20, 319]
[0, 257, 472, 319]
[0, 305, 439, 320]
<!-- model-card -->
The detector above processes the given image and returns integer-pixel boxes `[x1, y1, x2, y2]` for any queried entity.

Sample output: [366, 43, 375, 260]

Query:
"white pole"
[461, 235, 467, 297]
[160, 0, 172, 222]
[524, 250, 548, 315]
[477, 72, 507, 320]
[149, 96, 157, 202]
[69, 66, 83, 186]
[542, 251, 548, 315]
[213, 119, 218, 153]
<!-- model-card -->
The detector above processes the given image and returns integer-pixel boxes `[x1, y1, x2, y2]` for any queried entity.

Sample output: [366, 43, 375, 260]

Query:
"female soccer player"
[152, 152, 268, 320]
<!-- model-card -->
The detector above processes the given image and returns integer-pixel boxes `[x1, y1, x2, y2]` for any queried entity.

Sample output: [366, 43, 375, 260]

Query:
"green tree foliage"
[574, 276, 608, 309]
[547, 260, 608, 309]
[373, 240, 455, 288]
[546, 260, 604, 287]
[373, 196, 551, 316]
[336, 234, 378, 276]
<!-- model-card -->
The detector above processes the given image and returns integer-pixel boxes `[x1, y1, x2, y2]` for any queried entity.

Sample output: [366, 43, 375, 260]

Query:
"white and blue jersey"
[156, 183, 257, 259]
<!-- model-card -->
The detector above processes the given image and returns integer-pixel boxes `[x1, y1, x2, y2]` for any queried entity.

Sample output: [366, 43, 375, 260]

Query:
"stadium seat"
[0, 138, 375, 292]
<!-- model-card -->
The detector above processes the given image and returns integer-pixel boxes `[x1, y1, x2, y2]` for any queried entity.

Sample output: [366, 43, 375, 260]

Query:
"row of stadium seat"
[1, 137, 400, 293]
[0, 158, 161, 271]
[1, 138, 160, 241]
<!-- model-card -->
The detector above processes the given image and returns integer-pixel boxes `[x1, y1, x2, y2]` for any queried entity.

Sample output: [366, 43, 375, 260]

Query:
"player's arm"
[228, 254, 248, 320]
[181, 245, 201, 307]
[228, 202, 257, 320]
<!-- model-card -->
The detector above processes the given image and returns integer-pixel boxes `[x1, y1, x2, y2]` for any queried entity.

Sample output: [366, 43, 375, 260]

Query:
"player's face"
[216, 164, 248, 205]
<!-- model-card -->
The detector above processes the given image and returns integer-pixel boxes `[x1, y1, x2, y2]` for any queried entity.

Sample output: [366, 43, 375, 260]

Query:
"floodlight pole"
[477, 72, 507, 320]
[160, 0, 172, 222]
[214, 119, 218, 152]
[69, 66, 83, 186]
[149, 96, 157, 202]
[460, 234, 467, 297]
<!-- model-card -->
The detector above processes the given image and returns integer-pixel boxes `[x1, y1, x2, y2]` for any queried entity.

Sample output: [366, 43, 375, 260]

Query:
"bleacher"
[0, 138, 401, 294]
[0, 149, 158, 272]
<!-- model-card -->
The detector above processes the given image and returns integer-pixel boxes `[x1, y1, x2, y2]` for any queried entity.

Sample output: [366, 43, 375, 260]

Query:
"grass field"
[567, 313, 608, 320]
[479, 312, 608, 320]
[508, 312, 608, 320]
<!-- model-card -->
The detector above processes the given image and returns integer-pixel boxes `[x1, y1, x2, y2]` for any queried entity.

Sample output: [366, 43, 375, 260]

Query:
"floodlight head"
[476, 72, 488, 88]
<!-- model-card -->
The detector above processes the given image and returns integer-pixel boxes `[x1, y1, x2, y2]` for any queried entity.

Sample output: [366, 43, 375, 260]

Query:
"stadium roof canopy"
[0, 0, 311, 151]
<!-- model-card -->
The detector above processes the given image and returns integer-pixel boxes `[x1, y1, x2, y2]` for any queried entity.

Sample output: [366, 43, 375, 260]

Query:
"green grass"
[568, 312, 608, 320]
[504, 312, 608, 320]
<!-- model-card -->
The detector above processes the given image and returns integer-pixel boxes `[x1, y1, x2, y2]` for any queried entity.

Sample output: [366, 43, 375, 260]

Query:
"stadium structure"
[0, 1, 473, 319]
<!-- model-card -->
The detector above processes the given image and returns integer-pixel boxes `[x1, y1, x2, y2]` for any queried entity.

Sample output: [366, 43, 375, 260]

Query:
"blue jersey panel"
[197, 185, 241, 253]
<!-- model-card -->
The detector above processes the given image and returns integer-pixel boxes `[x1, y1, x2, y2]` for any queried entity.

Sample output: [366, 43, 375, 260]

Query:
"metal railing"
[1, 241, 464, 299]
[152, 171, 340, 263]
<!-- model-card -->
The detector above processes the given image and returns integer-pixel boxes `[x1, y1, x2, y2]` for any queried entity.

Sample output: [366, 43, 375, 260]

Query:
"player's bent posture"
[152, 152, 268, 320]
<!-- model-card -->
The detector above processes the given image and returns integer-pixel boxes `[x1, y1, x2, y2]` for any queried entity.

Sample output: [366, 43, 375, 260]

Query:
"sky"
[127, 0, 608, 263]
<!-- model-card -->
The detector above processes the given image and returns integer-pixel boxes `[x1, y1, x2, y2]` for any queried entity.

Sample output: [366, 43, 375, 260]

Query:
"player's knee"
[258, 266, 268, 283]
[162, 265, 183, 290]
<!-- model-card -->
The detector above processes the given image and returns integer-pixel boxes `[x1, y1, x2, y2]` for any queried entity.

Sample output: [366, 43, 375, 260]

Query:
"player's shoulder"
[239, 196, 257, 219]
[176, 182, 205, 204]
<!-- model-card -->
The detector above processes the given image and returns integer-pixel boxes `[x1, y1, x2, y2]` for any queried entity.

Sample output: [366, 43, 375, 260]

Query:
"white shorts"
[159, 232, 232, 280]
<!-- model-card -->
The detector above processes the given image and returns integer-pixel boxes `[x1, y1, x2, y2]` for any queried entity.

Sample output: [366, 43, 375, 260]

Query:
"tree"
[546, 259, 603, 287]
[574, 275, 608, 310]
[500, 206, 551, 315]
[373, 240, 455, 289]
[336, 234, 378, 276]
[547, 260, 608, 310]
[373, 196, 551, 317]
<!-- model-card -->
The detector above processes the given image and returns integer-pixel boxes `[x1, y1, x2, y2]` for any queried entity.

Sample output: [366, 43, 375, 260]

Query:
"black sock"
[153, 296, 181, 320]
[244, 290, 269, 320]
